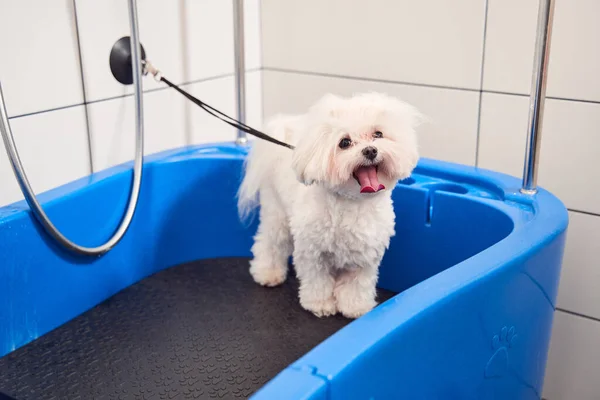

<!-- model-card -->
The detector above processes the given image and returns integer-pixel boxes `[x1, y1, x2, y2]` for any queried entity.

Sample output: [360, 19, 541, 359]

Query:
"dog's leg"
[293, 249, 337, 317]
[334, 265, 378, 319]
[249, 200, 292, 287]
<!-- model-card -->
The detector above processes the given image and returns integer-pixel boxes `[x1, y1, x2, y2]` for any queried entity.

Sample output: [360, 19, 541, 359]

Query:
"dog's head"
[291, 92, 422, 198]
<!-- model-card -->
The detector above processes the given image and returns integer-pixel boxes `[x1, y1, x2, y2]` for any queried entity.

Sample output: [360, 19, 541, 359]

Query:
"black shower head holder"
[109, 36, 147, 85]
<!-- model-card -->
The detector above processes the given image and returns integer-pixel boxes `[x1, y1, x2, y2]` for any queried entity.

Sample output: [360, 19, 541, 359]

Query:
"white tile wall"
[477, 93, 529, 178]
[556, 212, 600, 320]
[547, 0, 600, 102]
[1, 0, 263, 208]
[0, 0, 84, 117]
[87, 85, 188, 171]
[75, 0, 262, 102]
[0, 106, 90, 206]
[188, 71, 263, 145]
[262, 70, 479, 165]
[484, 0, 600, 102]
[482, 0, 539, 95]
[89, 72, 263, 171]
[479, 92, 600, 215]
[261, 0, 486, 90]
[543, 310, 600, 400]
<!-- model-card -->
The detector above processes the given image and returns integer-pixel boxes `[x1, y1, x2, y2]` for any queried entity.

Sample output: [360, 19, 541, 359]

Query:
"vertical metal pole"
[521, 0, 555, 194]
[233, 0, 248, 145]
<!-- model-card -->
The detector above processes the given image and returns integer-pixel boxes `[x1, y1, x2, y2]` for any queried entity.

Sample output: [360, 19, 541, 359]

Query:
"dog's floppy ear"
[292, 93, 345, 185]
[291, 122, 333, 186]
[291, 130, 320, 186]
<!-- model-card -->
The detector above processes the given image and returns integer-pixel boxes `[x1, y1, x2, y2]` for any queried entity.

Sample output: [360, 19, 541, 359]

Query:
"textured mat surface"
[0, 258, 395, 400]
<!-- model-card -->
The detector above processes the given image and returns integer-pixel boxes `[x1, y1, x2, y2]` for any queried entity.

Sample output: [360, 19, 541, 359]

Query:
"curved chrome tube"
[0, 0, 144, 256]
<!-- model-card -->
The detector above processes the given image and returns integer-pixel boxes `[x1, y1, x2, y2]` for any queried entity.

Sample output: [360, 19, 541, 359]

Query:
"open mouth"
[353, 164, 385, 193]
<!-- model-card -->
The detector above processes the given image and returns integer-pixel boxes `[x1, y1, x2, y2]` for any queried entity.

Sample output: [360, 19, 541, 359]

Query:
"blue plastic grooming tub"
[0, 142, 567, 399]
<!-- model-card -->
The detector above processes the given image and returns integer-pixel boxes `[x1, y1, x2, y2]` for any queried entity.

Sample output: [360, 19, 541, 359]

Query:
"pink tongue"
[355, 166, 385, 193]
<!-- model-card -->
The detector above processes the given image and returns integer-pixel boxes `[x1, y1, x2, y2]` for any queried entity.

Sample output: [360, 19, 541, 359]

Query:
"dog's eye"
[339, 138, 352, 149]
[374, 131, 383, 139]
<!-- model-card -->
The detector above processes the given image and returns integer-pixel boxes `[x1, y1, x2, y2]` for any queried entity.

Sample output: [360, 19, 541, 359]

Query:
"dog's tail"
[237, 115, 295, 221]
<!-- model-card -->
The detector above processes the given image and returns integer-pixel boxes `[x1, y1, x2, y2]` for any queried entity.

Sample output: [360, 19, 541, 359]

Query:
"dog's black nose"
[362, 146, 378, 160]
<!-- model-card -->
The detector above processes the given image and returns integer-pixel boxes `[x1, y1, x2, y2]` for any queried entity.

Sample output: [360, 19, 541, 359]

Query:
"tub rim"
[0, 142, 569, 397]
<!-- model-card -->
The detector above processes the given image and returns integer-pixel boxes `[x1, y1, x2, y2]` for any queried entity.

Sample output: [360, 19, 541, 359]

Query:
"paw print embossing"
[485, 326, 517, 378]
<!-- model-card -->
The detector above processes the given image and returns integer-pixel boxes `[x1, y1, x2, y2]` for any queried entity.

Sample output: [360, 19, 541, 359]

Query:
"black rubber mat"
[0, 258, 395, 400]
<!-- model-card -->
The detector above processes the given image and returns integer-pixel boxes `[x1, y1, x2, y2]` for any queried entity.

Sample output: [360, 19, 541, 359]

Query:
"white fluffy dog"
[238, 92, 421, 319]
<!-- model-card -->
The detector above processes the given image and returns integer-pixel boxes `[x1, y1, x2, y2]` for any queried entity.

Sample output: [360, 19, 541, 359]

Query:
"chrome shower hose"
[0, 0, 144, 256]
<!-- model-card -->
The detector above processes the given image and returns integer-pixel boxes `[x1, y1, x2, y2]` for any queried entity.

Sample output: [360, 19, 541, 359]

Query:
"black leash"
[156, 73, 295, 150]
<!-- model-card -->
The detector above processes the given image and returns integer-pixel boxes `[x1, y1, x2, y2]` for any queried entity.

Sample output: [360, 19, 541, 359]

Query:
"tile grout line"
[85, 68, 262, 106]
[72, 0, 95, 174]
[474, 0, 490, 168]
[84, 74, 233, 105]
[8, 103, 87, 120]
[568, 208, 600, 218]
[263, 66, 481, 93]
[547, 96, 600, 105]
[556, 307, 600, 324]
[262, 67, 600, 106]
[10, 67, 600, 121]
[8, 70, 260, 120]
[484, 89, 529, 98]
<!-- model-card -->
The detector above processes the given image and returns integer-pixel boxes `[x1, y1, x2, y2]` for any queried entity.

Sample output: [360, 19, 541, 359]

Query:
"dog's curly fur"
[238, 92, 422, 318]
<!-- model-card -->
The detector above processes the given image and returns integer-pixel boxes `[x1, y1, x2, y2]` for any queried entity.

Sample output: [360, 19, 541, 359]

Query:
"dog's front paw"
[250, 263, 287, 287]
[336, 297, 376, 319]
[300, 296, 337, 318]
